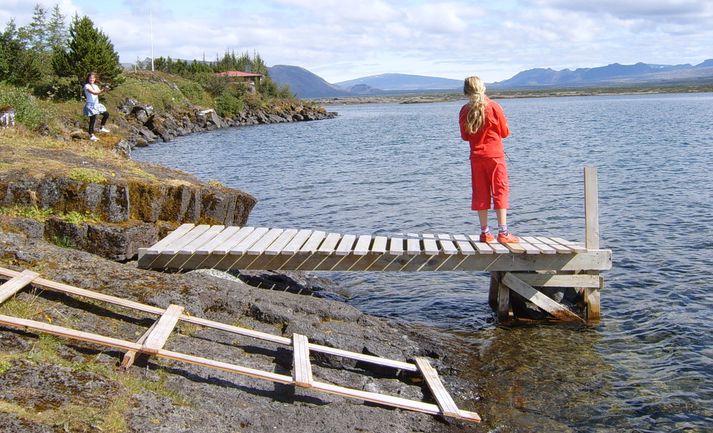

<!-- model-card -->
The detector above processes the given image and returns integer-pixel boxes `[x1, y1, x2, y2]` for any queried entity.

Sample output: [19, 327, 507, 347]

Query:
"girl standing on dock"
[459, 76, 518, 243]
[83, 72, 110, 142]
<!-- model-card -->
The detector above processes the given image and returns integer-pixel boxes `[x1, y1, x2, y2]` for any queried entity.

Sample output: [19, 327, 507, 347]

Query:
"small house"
[215, 71, 263, 93]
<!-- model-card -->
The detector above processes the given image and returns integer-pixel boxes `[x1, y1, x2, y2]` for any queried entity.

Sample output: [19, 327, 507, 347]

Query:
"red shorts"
[470, 157, 509, 210]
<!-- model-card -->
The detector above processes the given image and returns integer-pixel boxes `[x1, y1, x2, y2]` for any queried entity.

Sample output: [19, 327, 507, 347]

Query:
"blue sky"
[2, 0, 712, 83]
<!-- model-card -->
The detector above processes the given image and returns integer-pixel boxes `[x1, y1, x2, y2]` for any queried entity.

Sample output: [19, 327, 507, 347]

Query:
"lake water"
[133, 93, 713, 432]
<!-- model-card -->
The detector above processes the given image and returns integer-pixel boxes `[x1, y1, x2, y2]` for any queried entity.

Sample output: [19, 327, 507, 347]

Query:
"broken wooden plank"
[292, 333, 313, 387]
[414, 357, 460, 418]
[142, 304, 185, 354]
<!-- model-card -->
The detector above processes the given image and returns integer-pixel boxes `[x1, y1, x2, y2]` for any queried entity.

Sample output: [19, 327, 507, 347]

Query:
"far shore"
[311, 83, 713, 105]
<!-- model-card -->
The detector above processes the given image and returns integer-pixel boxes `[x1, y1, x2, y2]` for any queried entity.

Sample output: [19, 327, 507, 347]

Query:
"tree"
[53, 14, 123, 87]
[0, 20, 43, 85]
[47, 5, 67, 50]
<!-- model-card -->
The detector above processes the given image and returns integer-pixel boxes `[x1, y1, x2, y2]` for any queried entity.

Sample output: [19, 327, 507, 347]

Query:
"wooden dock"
[139, 167, 611, 323]
[0, 267, 481, 423]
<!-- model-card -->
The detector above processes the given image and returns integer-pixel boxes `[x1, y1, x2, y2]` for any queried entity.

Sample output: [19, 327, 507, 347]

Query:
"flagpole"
[150, 6, 155, 71]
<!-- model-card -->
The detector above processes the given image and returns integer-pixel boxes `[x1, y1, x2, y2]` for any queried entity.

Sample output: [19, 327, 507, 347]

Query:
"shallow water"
[133, 93, 713, 431]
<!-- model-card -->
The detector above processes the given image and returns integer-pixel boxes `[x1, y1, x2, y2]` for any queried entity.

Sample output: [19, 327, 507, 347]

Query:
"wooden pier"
[139, 167, 612, 323]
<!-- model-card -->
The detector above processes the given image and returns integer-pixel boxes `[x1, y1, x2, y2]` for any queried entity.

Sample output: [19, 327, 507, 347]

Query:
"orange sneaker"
[479, 232, 495, 242]
[497, 232, 519, 243]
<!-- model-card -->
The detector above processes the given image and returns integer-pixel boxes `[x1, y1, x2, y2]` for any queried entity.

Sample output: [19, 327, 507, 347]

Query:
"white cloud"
[2, 0, 711, 83]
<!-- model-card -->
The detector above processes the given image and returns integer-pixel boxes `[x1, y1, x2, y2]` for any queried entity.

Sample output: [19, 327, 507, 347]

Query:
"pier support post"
[583, 166, 602, 322]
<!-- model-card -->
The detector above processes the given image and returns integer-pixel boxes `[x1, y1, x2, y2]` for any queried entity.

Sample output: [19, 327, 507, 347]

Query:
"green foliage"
[0, 205, 54, 221]
[68, 167, 107, 183]
[59, 210, 98, 225]
[215, 93, 244, 117]
[0, 20, 44, 85]
[50, 235, 74, 248]
[177, 81, 212, 106]
[0, 83, 54, 129]
[53, 14, 123, 92]
[0, 359, 11, 375]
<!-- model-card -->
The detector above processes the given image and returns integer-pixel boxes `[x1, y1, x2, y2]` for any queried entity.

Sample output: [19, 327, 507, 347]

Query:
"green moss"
[0, 205, 54, 221]
[58, 210, 99, 225]
[50, 235, 74, 248]
[68, 167, 107, 184]
[0, 359, 12, 374]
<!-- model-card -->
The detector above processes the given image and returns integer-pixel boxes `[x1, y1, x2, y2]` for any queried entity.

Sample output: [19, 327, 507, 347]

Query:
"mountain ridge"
[268, 60, 713, 98]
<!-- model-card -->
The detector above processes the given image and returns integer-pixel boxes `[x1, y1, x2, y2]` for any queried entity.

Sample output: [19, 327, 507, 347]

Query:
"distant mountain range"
[268, 60, 713, 98]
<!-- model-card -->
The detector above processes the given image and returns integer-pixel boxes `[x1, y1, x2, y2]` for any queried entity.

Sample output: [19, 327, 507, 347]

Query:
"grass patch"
[0, 205, 54, 221]
[50, 235, 74, 248]
[58, 210, 99, 225]
[68, 167, 107, 183]
[0, 359, 11, 374]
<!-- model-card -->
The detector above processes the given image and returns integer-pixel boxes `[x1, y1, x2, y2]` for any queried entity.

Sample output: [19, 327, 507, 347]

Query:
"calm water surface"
[133, 93, 713, 432]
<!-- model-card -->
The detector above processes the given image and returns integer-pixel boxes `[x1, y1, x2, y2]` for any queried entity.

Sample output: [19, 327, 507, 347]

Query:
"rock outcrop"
[116, 98, 337, 153]
[0, 171, 256, 261]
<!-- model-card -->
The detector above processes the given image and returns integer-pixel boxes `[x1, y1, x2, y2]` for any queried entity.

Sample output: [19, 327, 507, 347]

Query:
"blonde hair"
[463, 76, 486, 134]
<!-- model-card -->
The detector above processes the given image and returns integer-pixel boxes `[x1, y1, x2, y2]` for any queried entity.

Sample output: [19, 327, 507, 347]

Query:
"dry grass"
[0, 128, 194, 186]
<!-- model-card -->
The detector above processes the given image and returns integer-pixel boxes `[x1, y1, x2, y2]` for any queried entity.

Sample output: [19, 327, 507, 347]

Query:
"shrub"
[0, 83, 54, 130]
[215, 93, 244, 118]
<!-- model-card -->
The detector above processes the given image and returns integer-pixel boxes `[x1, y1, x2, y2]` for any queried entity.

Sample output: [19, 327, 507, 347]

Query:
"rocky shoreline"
[108, 99, 337, 157]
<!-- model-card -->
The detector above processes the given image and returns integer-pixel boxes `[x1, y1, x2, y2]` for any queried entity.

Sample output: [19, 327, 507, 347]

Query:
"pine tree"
[47, 5, 67, 50]
[0, 19, 43, 85]
[53, 14, 123, 87]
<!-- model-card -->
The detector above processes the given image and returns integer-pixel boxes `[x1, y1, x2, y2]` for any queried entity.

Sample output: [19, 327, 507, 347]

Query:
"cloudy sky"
[2, 0, 712, 83]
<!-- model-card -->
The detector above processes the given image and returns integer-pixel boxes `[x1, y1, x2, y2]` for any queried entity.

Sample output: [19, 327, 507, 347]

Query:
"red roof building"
[215, 71, 263, 78]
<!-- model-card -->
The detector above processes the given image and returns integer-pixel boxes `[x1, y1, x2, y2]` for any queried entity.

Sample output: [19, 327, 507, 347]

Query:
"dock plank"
[265, 229, 299, 255]
[353, 235, 372, 255]
[336, 234, 357, 256]
[371, 236, 388, 254]
[318, 233, 342, 255]
[163, 225, 212, 255]
[195, 226, 242, 254]
[179, 225, 225, 254]
[247, 228, 284, 255]
[231, 227, 270, 254]
[146, 224, 195, 253]
[282, 229, 313, 254]
[213, 227, 255, 254]
[300, 231, 327, 253]
[452, 235, 476, 255]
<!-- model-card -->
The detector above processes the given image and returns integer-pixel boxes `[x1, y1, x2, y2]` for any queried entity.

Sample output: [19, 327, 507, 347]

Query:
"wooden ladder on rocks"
[0, 267, 480, 423]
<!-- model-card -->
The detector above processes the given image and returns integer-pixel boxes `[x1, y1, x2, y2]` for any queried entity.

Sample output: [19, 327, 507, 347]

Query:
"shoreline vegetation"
[312, 82, 713, 105]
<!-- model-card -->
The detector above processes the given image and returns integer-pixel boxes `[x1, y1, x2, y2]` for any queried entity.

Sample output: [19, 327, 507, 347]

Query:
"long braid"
[464, 76, 487, 134]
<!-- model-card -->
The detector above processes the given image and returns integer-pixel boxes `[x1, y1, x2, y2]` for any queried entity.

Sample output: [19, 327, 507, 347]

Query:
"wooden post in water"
[582, 166, 601, 322]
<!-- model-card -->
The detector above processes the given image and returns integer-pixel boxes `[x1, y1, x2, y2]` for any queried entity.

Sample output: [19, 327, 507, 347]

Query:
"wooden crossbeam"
[415, 357, 460, 418]
[142, 304, 184, 354]
[502, 272, 583, 322]
[0, 270, 39, 304]
[292, 333, 313, 387]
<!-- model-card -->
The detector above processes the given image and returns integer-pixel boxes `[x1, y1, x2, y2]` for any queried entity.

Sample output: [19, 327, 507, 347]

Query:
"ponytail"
[463, 76, 487, 134]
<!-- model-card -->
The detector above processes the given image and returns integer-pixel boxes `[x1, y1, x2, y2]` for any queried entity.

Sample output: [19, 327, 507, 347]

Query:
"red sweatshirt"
[459, 97, 510, 159]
